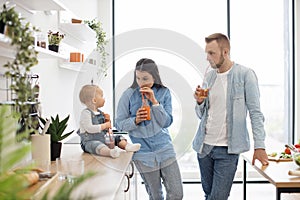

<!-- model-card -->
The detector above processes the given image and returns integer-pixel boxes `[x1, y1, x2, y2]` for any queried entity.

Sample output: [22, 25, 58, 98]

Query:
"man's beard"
[210, 54, 225, 69]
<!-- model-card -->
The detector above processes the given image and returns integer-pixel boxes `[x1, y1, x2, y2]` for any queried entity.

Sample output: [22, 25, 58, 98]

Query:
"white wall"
[0, 0, 112, 137]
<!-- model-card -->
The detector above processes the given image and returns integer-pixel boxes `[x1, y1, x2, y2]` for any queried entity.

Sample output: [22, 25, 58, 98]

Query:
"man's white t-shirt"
[204, 69, 231, 146]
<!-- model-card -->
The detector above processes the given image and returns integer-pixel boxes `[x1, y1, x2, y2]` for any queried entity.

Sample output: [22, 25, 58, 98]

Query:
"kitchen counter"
[32, 143, 134, 200]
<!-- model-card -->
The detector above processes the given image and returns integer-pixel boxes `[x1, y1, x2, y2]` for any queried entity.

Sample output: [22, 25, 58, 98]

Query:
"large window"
[113, 0, 293, 180]
[230, 0, 293, 148]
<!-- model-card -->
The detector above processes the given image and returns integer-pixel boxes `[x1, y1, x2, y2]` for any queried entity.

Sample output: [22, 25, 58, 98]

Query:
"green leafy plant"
[0, 3, 39, 135]
[47, 30, 65, 45]
[39, 115, 74, 142]
[84, 19, 109, 79]
[0, 105, 32, 199]
[0, 106, 95, 199]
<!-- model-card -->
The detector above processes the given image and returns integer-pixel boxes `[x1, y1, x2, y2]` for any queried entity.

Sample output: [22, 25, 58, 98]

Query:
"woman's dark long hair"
[130, 58, 165, 89]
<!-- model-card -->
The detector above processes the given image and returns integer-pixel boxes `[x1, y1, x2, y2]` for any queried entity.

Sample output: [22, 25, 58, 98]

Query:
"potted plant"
[84, 19, 109, 80]
[39, 115, 74, 161]
[0, 17, 5, 34]
[47, 30, 65, 52]
[0, 2, 13, 35]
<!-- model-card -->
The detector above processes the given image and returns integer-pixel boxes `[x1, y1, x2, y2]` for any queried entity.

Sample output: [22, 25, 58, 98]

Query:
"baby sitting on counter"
[77, 84, 141, 158]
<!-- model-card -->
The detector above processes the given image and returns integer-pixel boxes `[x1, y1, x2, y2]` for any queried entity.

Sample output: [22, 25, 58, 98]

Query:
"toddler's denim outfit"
[78, 108, 124, 154]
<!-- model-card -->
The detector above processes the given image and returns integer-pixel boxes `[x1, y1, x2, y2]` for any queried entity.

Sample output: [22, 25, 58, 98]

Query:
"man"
[193, 33, 269, 200]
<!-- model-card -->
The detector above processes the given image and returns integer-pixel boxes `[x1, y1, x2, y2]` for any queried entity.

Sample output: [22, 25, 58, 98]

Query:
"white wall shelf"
[0, 34, 68, 60]
[36, 46, 68, 60]
[11, 0, 66, 11]
[59, 62, 93, 72]
[59, 23, 96, 49]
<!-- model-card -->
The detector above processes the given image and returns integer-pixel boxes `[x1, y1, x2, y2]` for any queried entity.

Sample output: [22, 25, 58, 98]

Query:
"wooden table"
[241, 153, 300, 200]
[31, 143, 134, 200]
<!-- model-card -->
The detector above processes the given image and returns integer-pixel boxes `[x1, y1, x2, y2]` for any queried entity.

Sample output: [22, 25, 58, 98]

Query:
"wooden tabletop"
[241, 153, 300, 188]
[32, 143, 134, 200]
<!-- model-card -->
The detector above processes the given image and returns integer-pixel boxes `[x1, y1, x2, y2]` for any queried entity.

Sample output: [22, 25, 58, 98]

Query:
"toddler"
[77, 84, 141, 158]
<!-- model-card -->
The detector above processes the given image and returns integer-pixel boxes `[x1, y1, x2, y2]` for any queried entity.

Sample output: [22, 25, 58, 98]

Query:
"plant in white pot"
[39, 115, 74, 161]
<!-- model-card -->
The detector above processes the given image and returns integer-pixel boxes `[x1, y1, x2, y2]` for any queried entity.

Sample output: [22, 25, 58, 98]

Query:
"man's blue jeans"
[197, 144, 239, 200]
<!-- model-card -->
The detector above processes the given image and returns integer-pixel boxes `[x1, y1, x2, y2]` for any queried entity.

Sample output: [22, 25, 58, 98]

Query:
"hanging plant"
[84, 18, 109, 80]
[0, 3, 39, 136]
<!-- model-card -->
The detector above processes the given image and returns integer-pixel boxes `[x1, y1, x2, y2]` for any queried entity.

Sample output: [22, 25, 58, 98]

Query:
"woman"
[115, 58, 183, 200]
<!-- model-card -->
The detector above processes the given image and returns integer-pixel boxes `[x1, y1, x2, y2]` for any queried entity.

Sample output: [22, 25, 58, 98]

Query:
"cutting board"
[268, 156, 293, 162]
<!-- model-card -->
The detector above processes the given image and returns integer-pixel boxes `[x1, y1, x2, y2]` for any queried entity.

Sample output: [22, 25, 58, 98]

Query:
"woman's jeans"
[197, 144, 239, 200]
[134, 158, 183, 200]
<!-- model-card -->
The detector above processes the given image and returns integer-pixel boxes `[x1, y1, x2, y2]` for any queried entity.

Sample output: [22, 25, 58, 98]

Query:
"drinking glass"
[198, 82, 209, 98]
[67, 159, 84, 183]
[56, 158, 68, 181]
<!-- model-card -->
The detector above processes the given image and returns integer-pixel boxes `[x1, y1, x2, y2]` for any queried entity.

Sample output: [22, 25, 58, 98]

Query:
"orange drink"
[199, 88, 209, 98]
[143, 105, 151, 120]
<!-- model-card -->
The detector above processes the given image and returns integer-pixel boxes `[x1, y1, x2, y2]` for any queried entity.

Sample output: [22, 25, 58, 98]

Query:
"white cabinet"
[115, 161, 137, 200]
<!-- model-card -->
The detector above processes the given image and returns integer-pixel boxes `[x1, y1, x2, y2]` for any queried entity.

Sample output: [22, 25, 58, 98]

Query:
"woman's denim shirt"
[192, 63, 266, 154]
[115, 86, 176, 167]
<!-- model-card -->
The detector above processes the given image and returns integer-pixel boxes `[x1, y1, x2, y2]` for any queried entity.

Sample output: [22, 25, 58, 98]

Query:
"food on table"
[293, 153, 300, 166]
[22, 171, 40, 185]
[288, 170, 300, 176]
[295, 144, 300, 148]
[267, 152, 277, 157]
[13, 168, 44, 186]
[279, 152, 292, 159]
[284, 147, 291, 155]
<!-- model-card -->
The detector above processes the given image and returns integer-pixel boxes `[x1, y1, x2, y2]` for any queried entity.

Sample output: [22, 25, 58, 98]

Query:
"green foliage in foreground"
[0, 105, 96, 199]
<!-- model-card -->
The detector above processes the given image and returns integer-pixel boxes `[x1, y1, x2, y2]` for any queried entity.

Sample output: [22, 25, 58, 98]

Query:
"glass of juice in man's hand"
[198, 82, 209, 98]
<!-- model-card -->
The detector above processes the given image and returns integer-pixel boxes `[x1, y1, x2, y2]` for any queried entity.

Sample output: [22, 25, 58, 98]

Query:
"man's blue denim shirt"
[193, 63, 266, 154]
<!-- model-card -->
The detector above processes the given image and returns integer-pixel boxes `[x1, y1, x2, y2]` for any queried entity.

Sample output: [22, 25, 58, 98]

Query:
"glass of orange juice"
[198, 82, 209, 98]
[141, 93, 151, 120]
[142, 104, 151, 120]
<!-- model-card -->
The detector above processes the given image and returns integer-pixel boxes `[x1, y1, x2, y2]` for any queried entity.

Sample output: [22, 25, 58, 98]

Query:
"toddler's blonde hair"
[79, 85, 99, 105]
